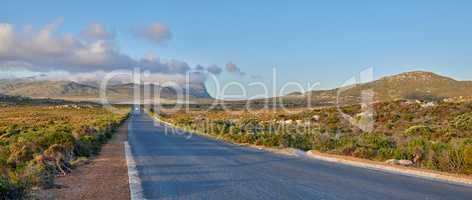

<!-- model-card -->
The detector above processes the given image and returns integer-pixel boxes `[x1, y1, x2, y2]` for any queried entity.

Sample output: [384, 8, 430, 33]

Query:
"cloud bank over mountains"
[0, 20, 187, 73]
[0, 19, 258, 85]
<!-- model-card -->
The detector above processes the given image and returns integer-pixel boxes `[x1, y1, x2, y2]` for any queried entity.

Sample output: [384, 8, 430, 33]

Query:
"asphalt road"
[127, 110, 472, 200]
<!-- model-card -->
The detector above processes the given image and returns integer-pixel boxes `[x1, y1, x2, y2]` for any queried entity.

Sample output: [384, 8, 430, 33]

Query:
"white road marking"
[306, 150, 472, 187]
[125, 141, 146, 200]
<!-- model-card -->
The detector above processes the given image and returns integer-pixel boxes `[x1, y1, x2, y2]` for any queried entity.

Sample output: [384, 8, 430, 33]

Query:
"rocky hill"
[236, 71, 472, 108]
[303, 71, 472, 105]
[0, 79, 212, 103]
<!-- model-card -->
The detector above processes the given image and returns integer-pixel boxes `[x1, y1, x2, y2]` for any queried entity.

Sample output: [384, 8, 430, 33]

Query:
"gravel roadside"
[42, 120, 131, 200]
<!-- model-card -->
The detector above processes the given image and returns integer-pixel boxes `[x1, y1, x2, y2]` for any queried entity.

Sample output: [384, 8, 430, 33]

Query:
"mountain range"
[0, 79, 211, 103]
[0, 71, 471, 105]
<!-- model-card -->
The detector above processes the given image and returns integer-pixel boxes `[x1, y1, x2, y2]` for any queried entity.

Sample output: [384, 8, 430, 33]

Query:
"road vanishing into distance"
[127, 110, 472, 200]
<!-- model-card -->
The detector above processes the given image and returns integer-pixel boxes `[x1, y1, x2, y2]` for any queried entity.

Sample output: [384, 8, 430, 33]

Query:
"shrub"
[432, 139, 471, 173]
[464, 144, 472, 166]
[313, 133, 336, 152]
[25, 158, 55, 189]
[279, 133, 314, 151]
[72, 125, 97, 139]
[334, 137, 357, 155]
[447, 144, 466, 172]
[355, 132, 396, 160]
[258, 132, 281, 147]
[38, 126, 74, 149]
[453, 113, 472, 131]
[404, 125, 433, 138]
[406, 138, 428, 164]
[7, 139, 35, 166]
[0, 176, 28, 200]
[353, 147, 376, 159]
[240, 118, 261, 133]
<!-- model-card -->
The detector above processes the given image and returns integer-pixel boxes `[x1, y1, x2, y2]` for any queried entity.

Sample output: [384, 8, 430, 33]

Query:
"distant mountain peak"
[296, 70, 472, 105]
[380, 71, 456, 82]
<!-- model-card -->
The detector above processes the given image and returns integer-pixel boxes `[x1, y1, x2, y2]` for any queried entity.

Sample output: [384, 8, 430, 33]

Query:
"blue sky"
[1, 0, 472, 97]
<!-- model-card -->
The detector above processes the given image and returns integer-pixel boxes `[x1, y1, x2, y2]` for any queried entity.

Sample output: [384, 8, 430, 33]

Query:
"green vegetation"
[0, 104, 130, 199]
[155, 99, 472, 175]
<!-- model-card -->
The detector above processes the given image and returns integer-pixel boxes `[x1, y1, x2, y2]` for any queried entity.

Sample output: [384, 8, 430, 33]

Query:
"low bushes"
[0, 105, 130, 198]
[160, 100, 472, 175]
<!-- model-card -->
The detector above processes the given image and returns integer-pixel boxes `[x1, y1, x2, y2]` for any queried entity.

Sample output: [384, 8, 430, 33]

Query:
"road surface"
[127, 110, 472, 200]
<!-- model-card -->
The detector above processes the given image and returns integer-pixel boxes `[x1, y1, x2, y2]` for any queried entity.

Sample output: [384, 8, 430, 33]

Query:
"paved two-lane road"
[127, 110, 472, 200]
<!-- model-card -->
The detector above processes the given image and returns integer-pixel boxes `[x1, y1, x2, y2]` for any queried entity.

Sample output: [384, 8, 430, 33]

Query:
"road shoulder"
[306, 150, 472, 186]
[43, 120, 131, 200]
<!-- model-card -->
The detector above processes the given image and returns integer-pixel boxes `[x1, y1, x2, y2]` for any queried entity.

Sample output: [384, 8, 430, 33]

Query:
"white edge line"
[306, 151, 472, 187]
[124, 141, 146, 200]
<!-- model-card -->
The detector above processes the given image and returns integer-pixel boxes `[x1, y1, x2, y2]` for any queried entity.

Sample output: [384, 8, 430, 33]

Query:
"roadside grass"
[0, 104, 130, 199]
[150, 99, 472, 175]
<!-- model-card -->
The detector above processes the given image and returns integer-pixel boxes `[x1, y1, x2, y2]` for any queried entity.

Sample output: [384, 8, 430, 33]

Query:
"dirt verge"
[40, 120, 131, 200]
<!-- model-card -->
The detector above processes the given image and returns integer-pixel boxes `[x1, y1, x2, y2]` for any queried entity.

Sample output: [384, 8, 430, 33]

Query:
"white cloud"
[135, 22, 171, 44]
[81, 23, 114, 40]
[0, 20, 188, 74]
[0, 20, 226, 88]
[0, 23, 13, 55]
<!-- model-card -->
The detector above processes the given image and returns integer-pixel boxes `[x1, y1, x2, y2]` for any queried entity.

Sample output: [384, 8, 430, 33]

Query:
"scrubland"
[0, 103, 130, 199]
